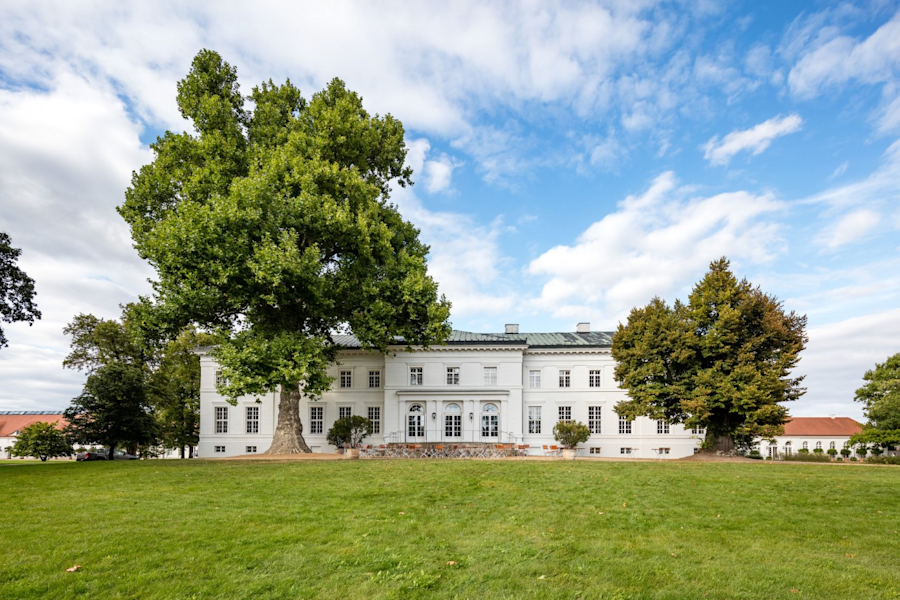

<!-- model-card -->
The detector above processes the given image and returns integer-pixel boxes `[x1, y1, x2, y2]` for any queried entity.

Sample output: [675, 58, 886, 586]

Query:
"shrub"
[798, 448, 810, 455]
[865, 455, 900, 465]
[835, 457, 843, 462]
[827, 448, 838, 457]
[840, 448, 851, 457]
[870, 447, 883, 457]
[11, 422, 73, 461]
[782, 452, 831, 463]
[326, 416, 374, 449]
[813, 448, 824, 454]
[748, 450, 761, 459]
[552, 421, 591, 449]
[850, 457, 858, 461]
[856, 447, 868, 457]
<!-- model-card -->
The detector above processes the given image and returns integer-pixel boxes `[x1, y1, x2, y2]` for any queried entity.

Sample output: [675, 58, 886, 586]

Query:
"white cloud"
[703, 114, 803, 166]
[817, 209, 880, 249]
[828, 160, 849, 179]
[788, 13, 900, 99]
[405, 138, 460, 194]
[794, 308, 900, 420]
[526, 172, 784, 325]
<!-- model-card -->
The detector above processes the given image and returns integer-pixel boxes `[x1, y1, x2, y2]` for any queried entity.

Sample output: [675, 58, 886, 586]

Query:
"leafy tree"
[64, 362, 157, 460]
[0, 232, 41, 348]
[849, 428, 900, 451]
[854, 353, 900, 430]
[11, 422, 72, 461]
[326, 415, 374, 449]
[118, 50, 451, 454]
[552, 421, 591, 449]
[148, 327, 215, 458]
[613, 258, 808, 453]
[63, 310, 149, 373]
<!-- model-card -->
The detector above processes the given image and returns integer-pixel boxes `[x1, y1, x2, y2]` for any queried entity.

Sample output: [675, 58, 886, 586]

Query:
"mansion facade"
[198, 324, 707, 458]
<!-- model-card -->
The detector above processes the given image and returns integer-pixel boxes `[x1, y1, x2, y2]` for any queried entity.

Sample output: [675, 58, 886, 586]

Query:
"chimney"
[505, 324, 519, 334]
[576, 322, 590, 333]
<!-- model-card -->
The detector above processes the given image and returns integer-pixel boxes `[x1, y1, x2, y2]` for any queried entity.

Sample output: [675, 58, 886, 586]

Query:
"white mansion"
[199, 324, 709, 458]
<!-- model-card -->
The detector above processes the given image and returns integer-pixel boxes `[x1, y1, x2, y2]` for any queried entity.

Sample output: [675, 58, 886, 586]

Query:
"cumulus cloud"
[817, 209, 880, 249]
[703, 114, 803, 166]
[526, 172, 784, 325]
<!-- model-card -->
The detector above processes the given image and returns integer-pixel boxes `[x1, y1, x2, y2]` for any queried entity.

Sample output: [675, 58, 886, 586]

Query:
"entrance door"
[481, 403, 499, 441]
[444, 403, 462, 441]
[407, 403, 425, 441]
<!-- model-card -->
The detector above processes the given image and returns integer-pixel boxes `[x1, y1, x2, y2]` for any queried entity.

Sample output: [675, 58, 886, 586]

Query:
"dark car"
[76, 449, 138, 461]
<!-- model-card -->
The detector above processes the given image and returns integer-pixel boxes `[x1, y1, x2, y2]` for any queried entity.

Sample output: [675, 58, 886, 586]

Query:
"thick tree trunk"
[180, 446, 185, 459]
[712, 434, 735, 454]
[264, 384, 311, 454]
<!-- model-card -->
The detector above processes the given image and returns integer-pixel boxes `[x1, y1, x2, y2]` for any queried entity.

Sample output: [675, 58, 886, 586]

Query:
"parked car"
[76, 449, 138, 461]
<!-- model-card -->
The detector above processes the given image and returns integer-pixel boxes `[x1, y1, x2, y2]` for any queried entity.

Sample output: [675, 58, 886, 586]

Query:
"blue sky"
[1, 1, 899, 420]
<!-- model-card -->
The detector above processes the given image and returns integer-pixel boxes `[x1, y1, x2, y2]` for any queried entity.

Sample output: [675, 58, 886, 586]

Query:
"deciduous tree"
[11, 421, 72, 461]
[118, 50, 451, 454]
[854, 353, 900, 431]
[613, 258, 807, 452]
[0, 232, 41, 348]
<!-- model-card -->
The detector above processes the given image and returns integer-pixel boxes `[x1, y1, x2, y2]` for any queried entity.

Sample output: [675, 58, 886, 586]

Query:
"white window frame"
[589, 369, 601, 388]
[657, 420, 670, 435]
[620, 447, 632, 455]
[829, 441, 836, 450]
[559, 370, 571, 388]
[528, 370, 541, 388]
[444, 403, 462, 438]
[310, 405, 324, 434]
[409, 366, 423, 386]
[815, 441, 822, 450]
[802, 441, 808, 450]
[558, 406, 572, 423]
[368, 370, 381, 388]
[588, 406, 602, 434]
[215, 406, 228, 434]
[245, 446, 257, 453]
[214, 445, 225, 453]
[245, 406, 259, 434]
[483, 366, 497, 385]
[339, 406, 352, 419]
[339, 370, 352, 388]
[528, 406, 541, 434]
[619, 415, 632, 434]
[446, 366, 460, 385]
[367, 406, 381, 434]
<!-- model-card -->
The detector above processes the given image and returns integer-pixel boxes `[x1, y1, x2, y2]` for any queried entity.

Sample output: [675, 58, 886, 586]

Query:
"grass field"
[1, 459, 898, 599]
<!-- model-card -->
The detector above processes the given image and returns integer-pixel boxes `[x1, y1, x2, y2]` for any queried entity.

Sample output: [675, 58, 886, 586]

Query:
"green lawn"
[1, 459, 898, 599]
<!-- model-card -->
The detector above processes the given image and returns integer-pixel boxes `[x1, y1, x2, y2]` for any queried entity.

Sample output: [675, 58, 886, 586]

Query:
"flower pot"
[344, 448, 360, 460]
[561, 448, 578, 460]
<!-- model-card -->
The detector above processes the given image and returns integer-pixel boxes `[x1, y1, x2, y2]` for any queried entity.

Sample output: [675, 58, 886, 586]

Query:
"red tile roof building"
[783, 417, 863, 437]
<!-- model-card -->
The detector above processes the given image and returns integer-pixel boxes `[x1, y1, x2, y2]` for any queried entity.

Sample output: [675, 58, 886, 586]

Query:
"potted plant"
[326, 416, 374, 459]
[798, 448, 810, 455]
[840, 447, 851, 459]
[827, 448, 838, 460]
[552, 421, 590, 460]
[813, 448, 824, 455]
[856, 446, 868, 459]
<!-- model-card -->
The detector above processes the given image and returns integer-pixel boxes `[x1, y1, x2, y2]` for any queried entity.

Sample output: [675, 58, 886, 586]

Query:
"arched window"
[784, 441, 792, 456]
[802, 441, 808, 450]
[444, 403, 461, 438]
[829, 441, 836, 450]
[481, 403, 499, 438]
[407, 403, 424, 439]
[815, 441, 822, 450]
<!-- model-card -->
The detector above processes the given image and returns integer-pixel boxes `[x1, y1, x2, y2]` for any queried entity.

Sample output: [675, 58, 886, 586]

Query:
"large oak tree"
[118, 50, 451, 453]
[0, 231, 41, 348]
[612, 258, 807, 452]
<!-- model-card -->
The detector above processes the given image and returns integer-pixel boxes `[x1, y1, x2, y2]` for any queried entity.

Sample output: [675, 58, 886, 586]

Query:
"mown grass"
[1, 459, 898, 599]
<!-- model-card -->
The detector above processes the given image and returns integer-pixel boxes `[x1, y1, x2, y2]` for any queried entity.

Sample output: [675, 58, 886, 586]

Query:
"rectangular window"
[368, 406, 381, 434]
[215, 370, 227, 388]
[528, 406, 542, 434]
[445, 413, 461, 437]
[246, 446, 257, 453]
[528, 370, 541, 388]
[339, 370, 352, 388]
[245, 406, 259, 434]
[310, 406, 323, 434]
[558, 406, 572, 423]
[409, 367, 423, 386]
[691, 427, 705, 435]
[215, 406, 228, 434]
[446, 367, 460, 385]
[619, 416, 632, 434]
[559, 370, 571, 388]
[589, 447, 602, 455]
[483, 367, 497, 385]
[588, 406, 602, 434]
[620, 447, 632, 455]
[368, 370, 381, 388]
[214, 445, 225, 453]
[589, 369, 602, 388]
[339, 406, 352, 419]
[657, 420, 670, 435]
[658, 447, 670, 455]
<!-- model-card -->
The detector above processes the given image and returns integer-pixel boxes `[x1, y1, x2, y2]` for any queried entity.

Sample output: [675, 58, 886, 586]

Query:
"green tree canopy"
[118, 49, 451, 454]
[11, 421, 72, 461]
[64, 362, 157, 460]
[0, 231, 41, 348]
[854, 353, 900, 431]
[612, 258, 808, 452]
[326, 415, 374, 449]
